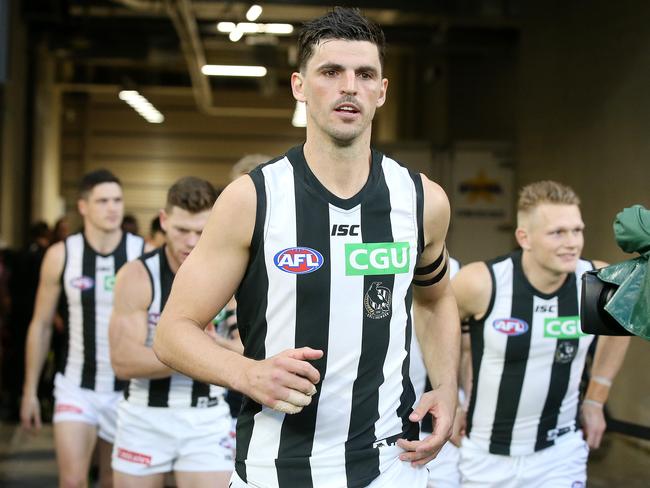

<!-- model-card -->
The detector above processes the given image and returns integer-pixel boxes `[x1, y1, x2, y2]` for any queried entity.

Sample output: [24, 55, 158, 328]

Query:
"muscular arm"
[109, 260, 173, 379]
[21, 243, 65, 430]
[153, 176, 321, 413]
[398, 176, 459, 464]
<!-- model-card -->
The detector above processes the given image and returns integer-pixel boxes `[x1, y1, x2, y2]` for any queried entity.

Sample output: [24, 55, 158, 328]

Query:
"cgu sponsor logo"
[345, 242, 410, 276]
[544, 316, 588, 339]
[70, 276, 95, 290]
[492, 318, 529, 336]
[274, 247, 324, 274]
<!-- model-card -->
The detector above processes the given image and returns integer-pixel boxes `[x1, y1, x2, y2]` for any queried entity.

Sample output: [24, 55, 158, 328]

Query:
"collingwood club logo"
[364, 282, 392, 319]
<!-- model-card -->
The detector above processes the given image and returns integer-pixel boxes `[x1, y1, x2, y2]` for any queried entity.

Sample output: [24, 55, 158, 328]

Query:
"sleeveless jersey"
[466, 250, 594, 456]
[61, 232, 144, 392]
[124, 246, 225, 408]
[235, 146, 425, 488]
[409, 257, 460, 433]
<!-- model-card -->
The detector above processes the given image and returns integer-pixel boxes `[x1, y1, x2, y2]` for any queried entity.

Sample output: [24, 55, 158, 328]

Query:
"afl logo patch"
[70, 276, 95, 290]
[274, 247, 324, 274]
[492, 318, 529, 336]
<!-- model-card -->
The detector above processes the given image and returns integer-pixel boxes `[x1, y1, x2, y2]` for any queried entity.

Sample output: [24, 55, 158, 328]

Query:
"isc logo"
[544, 316, 588, 338]
[492, 318, 529, 336]
[331, 224, 360, 236]
[274, 247, 324, 274]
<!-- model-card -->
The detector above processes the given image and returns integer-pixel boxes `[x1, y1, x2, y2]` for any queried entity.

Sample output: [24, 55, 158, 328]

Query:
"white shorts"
[228, 453, 429, 488]
[112, 400, 235, 476]
[459, 431, 588, 488]
[53, 372, 122, 443]
[420, 434, 460, 488]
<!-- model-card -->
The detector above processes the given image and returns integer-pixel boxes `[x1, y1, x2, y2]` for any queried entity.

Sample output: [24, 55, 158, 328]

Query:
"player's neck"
[83, 225, 123, 255]
[164, 244, 181, 275]
[521, 251, 567, 295]
[303, 133, 372, 200]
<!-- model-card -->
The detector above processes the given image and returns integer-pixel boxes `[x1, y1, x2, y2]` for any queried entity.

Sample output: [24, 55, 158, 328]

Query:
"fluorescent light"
[246, 5, 263, 22]
[292, 101, 306, 127]
[118, 90, 164, 123]
[217, 22, 236, 33]
[237, 22, 260, 34]
[201, 65, 267, 77]
[263, 23, 294, 34]
[229, 28, 244, 42]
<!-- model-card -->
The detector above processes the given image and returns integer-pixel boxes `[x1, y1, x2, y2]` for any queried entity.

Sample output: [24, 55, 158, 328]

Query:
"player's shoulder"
[41, 241, 66, 278]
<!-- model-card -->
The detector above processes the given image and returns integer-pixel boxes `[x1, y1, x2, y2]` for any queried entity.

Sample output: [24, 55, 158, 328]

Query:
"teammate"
[452, 180, 630, 487]
[410, 257, 463, 488]
[21, 170, 145, 488]
[153, 8, 460, 488]
[109, 177, 235, 487]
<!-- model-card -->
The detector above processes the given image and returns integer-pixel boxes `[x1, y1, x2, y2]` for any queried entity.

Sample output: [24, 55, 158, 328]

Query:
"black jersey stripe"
[235, 167, 269, 484]
[80, 240, 97, 390]
[275, 161, 331, 488]
[397, 285, 418, 439]
[534, 274, 580, 450]
[345, 168, 395, 487]
[113, 235, 129, 391]
[409, 172, 425, 256]
[148, 248, 173, 407]
[489, 255, 533, 455]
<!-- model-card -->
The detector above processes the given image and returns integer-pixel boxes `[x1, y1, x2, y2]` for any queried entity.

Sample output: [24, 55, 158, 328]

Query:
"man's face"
[78, 182, 124, 232]
[160, 206, 210, 268]
[291, 39, 388, 146]
[519, 203, 585, 275]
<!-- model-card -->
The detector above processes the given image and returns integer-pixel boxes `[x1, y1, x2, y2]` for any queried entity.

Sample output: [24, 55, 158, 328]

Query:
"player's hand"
[581, 402, 606, 449]
[449, 406, 466, 447]
[20, 393, 42, 433]
[397, 386, 456, 465]
[243, 347, 323, 415]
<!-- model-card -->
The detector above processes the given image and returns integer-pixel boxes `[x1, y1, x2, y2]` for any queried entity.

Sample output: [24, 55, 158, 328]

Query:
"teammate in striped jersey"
[21, 170, 145, 488]
[153, 8, 460, 488]
[108, 177, 237, 487]
[452, 181, 630, 487]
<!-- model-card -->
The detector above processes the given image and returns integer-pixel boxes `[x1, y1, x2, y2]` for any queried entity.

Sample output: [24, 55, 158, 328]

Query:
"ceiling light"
[118, 90, 164, 124]
[263, 23, 294, 35]
[229, 28, 244, 42]
[246, 5, 263, 22]
[292, 101, 306, 128]
[217, 22, 236, 33]
[201, 65, 267, 77]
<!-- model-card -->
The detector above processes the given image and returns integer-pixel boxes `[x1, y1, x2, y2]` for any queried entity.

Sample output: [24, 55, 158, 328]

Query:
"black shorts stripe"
[80, 240, 97, 390]
[489, 257, 533, 455]
[535, 275, 580, 450]
[235, 167, 269, 484]
[275, 162, 331, 487]
[345, 169, 395, 487]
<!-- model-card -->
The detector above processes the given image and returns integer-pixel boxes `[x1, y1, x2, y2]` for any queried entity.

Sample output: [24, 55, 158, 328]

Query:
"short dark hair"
[166, 177, 218, 213]
[297, 7, 386, 72]
[150, 216, 163, 235]
[78, 169, 121, 199]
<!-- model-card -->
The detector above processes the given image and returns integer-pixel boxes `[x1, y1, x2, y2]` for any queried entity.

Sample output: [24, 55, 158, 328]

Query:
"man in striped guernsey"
[410, 257, 464, 488]
[109, 177, 237, 487]
[154, 8, 460, 488]
[452, 181, 630, 487]
[21, 170, 145, 488]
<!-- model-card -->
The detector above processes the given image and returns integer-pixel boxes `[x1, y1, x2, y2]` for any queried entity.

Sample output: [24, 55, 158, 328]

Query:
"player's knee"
[59, 472, 87, 488]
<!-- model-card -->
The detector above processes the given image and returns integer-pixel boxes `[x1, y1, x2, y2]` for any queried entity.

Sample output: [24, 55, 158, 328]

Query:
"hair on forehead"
[78, 169, 121, 198]
[518, 180, 580, 215]
[297, 7, 386, 72]
[166, 177, 218, 214]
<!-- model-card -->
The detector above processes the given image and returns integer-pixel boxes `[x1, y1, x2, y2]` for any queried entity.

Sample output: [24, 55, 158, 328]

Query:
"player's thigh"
[459, 439, 516, 488]
[113, 471, 165, 488]
[97, 438, 114, 488]
[175, 470, 231, 488]
[523, 432, 588, 488]
[426, 442, 461, 488]
[54, 421, 97, 485]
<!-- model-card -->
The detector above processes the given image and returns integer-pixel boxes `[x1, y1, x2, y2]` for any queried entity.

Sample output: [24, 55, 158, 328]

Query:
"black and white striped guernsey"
[61, 232, 144, 392]
[466, 250, 594, 456]
[124, 246, 224, 408]
[234, 146, 425, 488]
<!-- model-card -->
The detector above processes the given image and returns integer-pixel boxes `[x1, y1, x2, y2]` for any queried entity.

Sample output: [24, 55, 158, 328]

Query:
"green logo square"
[345, 242, 410, 276]
[104, 275, 115, 291]
[543, 316, 588, 338]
